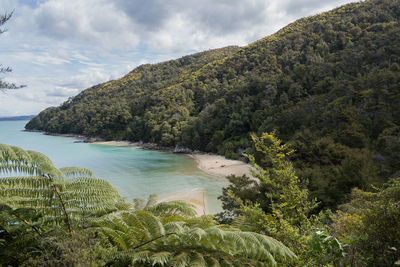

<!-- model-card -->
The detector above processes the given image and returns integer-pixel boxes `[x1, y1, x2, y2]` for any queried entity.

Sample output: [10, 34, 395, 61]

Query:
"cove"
[0, 120, 228, 213]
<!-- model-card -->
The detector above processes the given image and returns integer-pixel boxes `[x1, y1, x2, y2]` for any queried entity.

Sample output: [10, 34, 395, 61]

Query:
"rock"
[174, 145, 192, 154]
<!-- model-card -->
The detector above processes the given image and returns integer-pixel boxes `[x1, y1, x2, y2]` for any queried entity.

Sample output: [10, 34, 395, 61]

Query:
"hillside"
[26, 0, 400, 208]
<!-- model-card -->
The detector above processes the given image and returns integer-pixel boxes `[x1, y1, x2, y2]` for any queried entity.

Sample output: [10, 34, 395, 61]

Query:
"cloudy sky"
[0, 0, 357, 117]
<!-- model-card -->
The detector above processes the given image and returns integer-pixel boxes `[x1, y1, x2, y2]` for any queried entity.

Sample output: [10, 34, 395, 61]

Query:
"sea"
[0, 120, 228, 213]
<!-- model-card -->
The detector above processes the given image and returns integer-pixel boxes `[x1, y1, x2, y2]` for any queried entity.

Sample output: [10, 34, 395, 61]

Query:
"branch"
[0, 12, 26, 91]
[0, 81, 26, 91]
[132, 232, 177, 250]
[47, 175, 73, 234]
[0, 222, 14, 239]
[0, 65, 12, 73]
[0, 11, 13, 34]
[12, 212, 42, 237]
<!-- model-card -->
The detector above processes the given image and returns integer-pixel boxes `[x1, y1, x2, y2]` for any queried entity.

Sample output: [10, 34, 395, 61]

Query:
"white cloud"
[11, 0, 359, 51]
[29, 0, 140, 50]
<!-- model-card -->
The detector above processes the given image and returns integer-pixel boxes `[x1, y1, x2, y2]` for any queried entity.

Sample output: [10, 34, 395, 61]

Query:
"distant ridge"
[0, 115, 35, 121]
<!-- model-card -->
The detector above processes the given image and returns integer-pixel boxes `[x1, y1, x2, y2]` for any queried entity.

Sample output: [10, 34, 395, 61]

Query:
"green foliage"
[26, 0, 400, 209]
[330, 178, 400, 266]
[245, 132, 317, 226]
[220, 132, 318, 265]
[0, 143, 123, 228]
[23, 231, 106, 267]
[215, 174, 270, 224]
[309, 230, 346, 266]
[92, 209, 297, 266]
[0, 203, 45, 265]
[133, 194, 198, 218]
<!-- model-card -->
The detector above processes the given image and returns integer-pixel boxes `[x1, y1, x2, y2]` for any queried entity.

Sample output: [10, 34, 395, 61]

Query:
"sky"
[0, 0, 357, 117]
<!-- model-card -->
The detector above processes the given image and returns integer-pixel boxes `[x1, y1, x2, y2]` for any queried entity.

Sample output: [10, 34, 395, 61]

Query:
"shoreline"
[92, 140, 253, 178]
[25, 131, 253, 215]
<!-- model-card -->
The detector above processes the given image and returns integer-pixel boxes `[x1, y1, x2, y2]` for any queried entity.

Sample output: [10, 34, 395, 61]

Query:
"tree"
[224, 132, 319, 264]
[330, 178, 400, 266]
[91, 196, 297, 266]
[0, 11, 24, 91]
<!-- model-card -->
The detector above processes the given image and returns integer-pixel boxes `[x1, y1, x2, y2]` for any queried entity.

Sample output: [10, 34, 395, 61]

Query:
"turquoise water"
[0, 120, 228, 213]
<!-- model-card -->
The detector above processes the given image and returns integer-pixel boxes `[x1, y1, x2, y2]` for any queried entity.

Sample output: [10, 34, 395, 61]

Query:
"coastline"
[92, 140, 253, 178]
[25, 131, 252, 215]
[25, 131, 253, 178]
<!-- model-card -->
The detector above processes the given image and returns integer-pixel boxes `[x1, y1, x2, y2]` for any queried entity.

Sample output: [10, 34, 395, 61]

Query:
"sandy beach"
[156, 188, 208, 217]
[189, 154, 253, 178]
[92, 141, 139, 147]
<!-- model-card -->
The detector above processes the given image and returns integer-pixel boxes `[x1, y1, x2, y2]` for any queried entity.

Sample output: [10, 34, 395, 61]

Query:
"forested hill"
[26, 0, 400, 208]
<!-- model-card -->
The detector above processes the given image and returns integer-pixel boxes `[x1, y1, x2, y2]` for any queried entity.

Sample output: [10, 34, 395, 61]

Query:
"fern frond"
[148, 200, 197, 217]
[150, 251, 172, 265]
[131, 250, 151, 265]
[0, 144, 122, 228]
[60, 167, 95, 178]
[189, 252, 207, 267]
[144, 194, 158, 210]
[171, 251, 190, 267]
[163, 221, 185, 234]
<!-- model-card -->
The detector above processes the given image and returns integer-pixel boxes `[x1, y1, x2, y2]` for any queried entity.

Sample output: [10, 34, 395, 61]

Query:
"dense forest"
[27, 0, 400, 210]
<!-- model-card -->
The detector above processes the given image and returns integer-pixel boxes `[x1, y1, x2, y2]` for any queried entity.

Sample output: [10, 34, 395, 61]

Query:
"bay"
[0, 120, 228, 213]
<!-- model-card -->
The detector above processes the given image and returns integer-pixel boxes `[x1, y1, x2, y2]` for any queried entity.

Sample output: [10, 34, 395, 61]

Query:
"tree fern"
[0, 203, 44, 265]
[134, 194, 197, 218]
[93, 209, 297, 266]
[0, 143, 122, 229]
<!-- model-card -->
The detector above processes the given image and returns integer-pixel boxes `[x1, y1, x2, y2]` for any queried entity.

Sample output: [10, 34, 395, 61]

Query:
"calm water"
[0, 120, 228, 213]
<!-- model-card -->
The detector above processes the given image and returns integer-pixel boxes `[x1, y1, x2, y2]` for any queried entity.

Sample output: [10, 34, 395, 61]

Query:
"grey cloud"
[280, 0, 357, 18]
[30, 0, 139, 49]
[115, 0, 268, 34]
[24, 0, 357, 52]
[180, 0, 268, 34]
[114, 0, 170, 31]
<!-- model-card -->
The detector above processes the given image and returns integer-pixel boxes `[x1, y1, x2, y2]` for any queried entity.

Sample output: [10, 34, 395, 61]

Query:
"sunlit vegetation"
[26, 0, 400, 211]
[218, 132, 400, 266]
